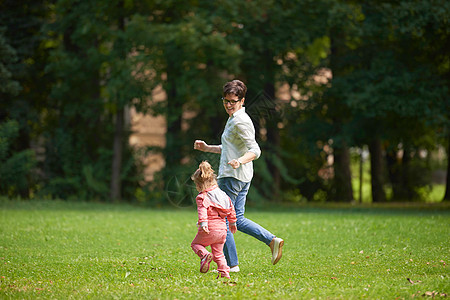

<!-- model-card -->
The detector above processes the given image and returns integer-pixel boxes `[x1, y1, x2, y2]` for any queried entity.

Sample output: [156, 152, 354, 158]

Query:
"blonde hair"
[191, 161, 217, 192]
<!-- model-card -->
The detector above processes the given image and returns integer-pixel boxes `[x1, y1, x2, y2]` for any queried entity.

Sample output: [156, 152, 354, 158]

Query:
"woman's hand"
[194, 140, 208, 152]
[228, 159, 241, 169]
[194, 140, 222, 154]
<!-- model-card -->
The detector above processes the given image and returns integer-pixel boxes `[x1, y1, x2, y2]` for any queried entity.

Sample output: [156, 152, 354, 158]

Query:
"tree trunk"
[111, 107, 124, 201]
[359, 148, 363, 203]
[164, 79, 183, 169]
[333, 142, 354, 202]
[386, 147, 416, 201]
[110, 2, 125, 202]
[400, 148, 414, 200]
[163, 46, 184, 186]
[443, 133, 450, 201]
[386, 149, 400, 200]
[329, 26, 353, 202]
[369, 138, 386, 202]
[263, 80, 281, 201]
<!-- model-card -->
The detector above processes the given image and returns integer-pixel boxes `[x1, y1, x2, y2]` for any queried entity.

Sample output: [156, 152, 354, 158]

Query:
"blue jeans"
[218, 177, 275, 267]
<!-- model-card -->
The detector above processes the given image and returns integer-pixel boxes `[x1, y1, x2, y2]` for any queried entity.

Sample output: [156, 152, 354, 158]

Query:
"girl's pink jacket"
[196, 185, 237, 230]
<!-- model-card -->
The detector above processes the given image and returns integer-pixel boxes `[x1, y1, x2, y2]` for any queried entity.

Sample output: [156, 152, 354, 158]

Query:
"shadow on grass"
[1, 197, 449, 217]
[246, 201, 450, 216]
[0, 197, 148, 212]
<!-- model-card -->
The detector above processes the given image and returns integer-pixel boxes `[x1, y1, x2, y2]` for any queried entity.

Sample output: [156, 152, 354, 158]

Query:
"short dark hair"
[223, 79, 247, 99]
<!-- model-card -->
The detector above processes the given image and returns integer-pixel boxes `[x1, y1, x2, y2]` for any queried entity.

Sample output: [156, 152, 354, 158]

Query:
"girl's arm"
[228, 203, 237, 234]
[196, 195, 209, 233]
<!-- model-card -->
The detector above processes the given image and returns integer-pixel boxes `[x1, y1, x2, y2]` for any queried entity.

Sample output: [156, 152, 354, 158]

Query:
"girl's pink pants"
[191, 227, 230, 278]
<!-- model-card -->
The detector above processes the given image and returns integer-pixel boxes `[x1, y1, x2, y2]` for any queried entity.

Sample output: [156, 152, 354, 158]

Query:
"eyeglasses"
[222, 97, 242, 105]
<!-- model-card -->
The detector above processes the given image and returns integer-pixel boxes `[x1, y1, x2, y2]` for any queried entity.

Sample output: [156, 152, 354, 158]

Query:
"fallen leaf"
[407, 278, 422, 285]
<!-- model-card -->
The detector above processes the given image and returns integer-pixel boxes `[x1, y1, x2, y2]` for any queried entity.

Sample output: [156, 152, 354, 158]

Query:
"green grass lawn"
[0, 200, 449, 299]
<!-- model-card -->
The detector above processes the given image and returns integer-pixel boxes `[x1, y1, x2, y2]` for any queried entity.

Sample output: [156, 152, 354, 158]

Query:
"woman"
[194, 79, 284, 272]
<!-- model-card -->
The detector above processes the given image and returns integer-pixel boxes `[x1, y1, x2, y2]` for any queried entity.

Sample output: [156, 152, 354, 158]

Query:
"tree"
[332, 0, 449, 201]
[445, 136, 450, 201]
[213, 0, 331, 202]
[43, 0, 149, 201]
[0, 1, 51, 197]
[0, 28, 37, 196]
[127, 1, 243, 205]
[296, 1, 362, 202]
[0, 120, 37, 197]
[277, 0, 448, 203]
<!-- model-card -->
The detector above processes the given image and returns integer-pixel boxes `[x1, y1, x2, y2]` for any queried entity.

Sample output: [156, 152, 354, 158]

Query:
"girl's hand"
[194, 140, 207, 152]
[201, 225, 210, 234]
[230, 224, 237, 234]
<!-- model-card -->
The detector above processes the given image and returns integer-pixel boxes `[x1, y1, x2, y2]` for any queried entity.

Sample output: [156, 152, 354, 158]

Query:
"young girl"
[191, 161, 237, 279]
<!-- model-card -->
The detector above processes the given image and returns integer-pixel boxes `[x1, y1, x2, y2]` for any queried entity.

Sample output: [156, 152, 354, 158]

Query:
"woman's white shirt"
[218, 107, 261, 182]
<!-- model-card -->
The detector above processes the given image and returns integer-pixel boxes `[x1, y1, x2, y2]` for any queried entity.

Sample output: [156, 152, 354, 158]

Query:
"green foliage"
[0, 0, 53, 133]
[0, 28, 20, 96]
[0, 201, 449, 298]
[0, 120, 37, 197]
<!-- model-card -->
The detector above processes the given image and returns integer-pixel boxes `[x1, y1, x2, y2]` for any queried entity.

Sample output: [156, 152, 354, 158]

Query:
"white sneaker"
[269, 238, 284, 265]
[229, 265, 240, 273]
